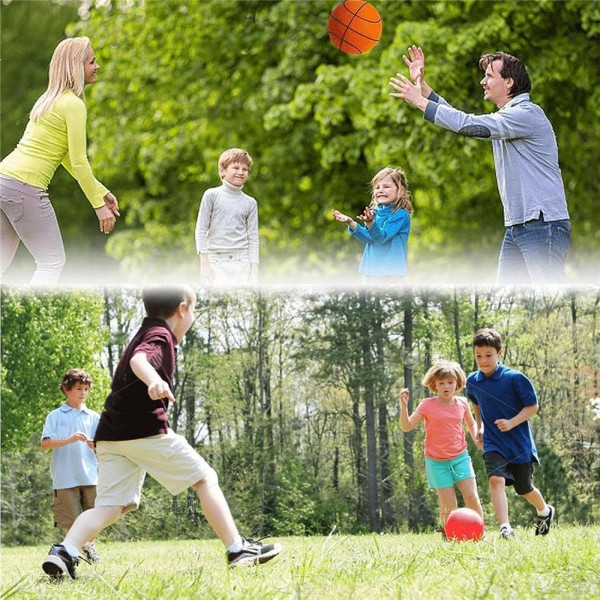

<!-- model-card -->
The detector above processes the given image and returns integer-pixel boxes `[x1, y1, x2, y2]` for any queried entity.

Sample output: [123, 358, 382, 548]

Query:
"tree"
[1, 289, 111, 451]
[22, 0, 593, 283]
[0, 0, 119, 282]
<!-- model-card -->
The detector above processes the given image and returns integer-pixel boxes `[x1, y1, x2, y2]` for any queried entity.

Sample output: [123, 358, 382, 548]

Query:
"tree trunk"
[453, 288, 464, 370]
[358, 291, 380, 532]
[374, 313, 394, 529]
[402, 296, 417, 529]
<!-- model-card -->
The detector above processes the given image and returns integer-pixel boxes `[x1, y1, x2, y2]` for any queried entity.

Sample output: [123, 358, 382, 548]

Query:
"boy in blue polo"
[41, 369, 101, 563]
[466, 328, 555, 539]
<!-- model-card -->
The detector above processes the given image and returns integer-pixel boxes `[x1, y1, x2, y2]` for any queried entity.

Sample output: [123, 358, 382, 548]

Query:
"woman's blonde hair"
[422, 360, 466, 393]
[30, 37, 92, 122]
[370, 166, 413, 214]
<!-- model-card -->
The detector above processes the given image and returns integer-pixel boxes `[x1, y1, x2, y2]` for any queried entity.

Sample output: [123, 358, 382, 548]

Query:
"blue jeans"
[497, 217, 571, 284]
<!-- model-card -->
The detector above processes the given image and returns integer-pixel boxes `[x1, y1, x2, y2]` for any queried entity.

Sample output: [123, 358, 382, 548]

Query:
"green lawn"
[2, 526, 598, 599]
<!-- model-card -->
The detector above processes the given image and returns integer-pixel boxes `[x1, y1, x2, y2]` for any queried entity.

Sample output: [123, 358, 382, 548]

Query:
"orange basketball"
[328, 1, 382, 55]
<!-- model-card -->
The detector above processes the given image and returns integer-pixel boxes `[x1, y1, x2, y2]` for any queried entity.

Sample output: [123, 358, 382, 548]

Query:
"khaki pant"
[52, 486, 97, 529]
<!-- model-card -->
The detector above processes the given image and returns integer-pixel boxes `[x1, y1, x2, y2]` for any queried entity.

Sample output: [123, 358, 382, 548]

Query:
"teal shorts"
[425, 450, 475, 489]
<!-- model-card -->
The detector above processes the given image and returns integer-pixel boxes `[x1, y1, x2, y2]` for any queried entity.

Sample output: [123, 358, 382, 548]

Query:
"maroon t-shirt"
[95, 318, 178, 442]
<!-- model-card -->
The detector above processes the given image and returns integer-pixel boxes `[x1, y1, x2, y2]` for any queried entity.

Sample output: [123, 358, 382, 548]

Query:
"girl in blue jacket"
[332, 166, 412, 282]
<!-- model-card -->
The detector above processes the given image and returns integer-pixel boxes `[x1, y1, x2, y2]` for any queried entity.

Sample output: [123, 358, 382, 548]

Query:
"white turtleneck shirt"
[195, 179, 259, 263]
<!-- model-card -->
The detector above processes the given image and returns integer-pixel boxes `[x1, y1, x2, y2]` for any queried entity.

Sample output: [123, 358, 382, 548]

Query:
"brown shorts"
[52, 486, 97, 529]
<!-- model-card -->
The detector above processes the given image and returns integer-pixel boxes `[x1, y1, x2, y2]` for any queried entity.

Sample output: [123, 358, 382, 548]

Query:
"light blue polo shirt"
[41, 403, 100, 489]
[466, 363, 539, 464]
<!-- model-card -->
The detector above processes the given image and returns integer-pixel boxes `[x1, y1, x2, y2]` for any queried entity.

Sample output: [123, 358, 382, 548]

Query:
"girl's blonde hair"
[30, 37, 92, 122]
[370, 166, 413, 214]
[422, 360, 466, 393]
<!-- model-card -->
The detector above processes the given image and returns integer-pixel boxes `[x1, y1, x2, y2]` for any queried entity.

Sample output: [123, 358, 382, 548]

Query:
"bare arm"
[462, 399, 478, 444]
[399, 387, 425, 432]
[495, 404, 539, 432]
[472, 404, 483, 449]
[130, 352, 175, 402]
[41, 432, 92, 451]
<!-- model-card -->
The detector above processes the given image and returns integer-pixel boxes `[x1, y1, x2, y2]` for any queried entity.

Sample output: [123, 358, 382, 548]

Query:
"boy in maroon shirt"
[43, 286, 282, 579]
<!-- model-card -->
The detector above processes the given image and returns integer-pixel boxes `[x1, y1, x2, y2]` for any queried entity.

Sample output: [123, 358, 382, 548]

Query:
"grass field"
[2, 526, 598, 599]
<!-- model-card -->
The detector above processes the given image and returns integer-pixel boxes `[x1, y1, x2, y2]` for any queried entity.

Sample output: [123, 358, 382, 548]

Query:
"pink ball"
[444, 508, 484, 541]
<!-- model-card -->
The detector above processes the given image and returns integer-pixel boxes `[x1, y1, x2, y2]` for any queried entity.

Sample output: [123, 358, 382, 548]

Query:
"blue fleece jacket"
[349, 204, 410, 276]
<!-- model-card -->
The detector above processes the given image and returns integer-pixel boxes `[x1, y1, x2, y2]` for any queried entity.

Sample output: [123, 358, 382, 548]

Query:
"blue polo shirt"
[466, 363, 539, 464]
[348, 204, 410, 276]
[41, 402, 100, 489]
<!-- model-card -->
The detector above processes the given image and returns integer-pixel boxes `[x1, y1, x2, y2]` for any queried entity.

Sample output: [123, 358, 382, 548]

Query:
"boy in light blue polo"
[465, 328, 555, 539]
[41, 369, 101, 563]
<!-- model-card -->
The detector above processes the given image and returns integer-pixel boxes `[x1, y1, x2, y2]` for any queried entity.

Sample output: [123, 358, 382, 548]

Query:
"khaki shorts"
[95, 429, 209, 512]
[52, 486, 97, 529]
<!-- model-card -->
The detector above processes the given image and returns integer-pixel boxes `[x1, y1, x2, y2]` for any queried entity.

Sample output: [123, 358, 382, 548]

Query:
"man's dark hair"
[142, 286, 196, 319]
[479, 52, 531, 98]
[472, 327, 503, 351]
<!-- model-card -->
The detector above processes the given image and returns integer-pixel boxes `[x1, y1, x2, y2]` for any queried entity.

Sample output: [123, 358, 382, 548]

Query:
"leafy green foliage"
[33, 0, 596, 282]
[0, 443, 53, 546]
[0, 289, 111, 451]
[0, 0, 115, 279]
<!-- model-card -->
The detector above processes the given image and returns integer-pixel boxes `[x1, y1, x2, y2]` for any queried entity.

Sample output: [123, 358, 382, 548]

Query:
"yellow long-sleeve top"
[0, 91, 108, 208]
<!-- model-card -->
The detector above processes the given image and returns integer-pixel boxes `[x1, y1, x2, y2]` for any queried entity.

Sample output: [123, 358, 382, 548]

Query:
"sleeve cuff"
[424, 100, 439, 123]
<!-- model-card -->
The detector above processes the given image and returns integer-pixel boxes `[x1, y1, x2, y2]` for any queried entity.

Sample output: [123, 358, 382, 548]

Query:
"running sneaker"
[227, 536, 282, 568]
[42, 544, 79, 579]
[82, 543, 100, 564]
[535, 505, 555, 536]
[500, 526, 515, 540]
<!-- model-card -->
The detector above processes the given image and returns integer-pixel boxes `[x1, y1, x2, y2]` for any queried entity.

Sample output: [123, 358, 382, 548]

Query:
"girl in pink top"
[400, 360, 483, 533]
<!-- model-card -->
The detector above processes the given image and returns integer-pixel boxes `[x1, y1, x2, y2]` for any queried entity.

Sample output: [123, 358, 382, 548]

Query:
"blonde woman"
[332, 166, 413, 283]
[0, 37, 119, 284]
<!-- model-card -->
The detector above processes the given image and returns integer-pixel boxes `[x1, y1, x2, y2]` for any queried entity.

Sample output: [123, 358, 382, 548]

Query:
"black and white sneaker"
[500, 526, 515, 539]
[42, 544, 79, 579]
[82, 543, 100, 564]
[227, 536, 282, 568]
[535, 505, 555, 536]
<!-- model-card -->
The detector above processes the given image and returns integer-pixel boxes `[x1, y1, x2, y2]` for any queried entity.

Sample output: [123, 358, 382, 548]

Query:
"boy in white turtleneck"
[195, 148, 259, 285]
